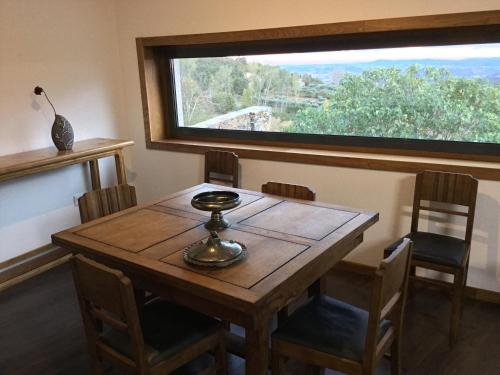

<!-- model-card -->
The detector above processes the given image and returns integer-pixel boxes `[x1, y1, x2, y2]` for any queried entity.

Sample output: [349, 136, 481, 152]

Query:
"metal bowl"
[191, 191, 241, 230]
[183, 231, 247, 268]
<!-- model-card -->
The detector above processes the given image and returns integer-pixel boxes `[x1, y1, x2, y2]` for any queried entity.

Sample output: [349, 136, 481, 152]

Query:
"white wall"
[114, 0, 500, 292]
[0, 0, 128, 262]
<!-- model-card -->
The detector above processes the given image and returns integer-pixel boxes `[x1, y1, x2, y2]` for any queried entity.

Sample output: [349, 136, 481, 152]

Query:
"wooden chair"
[78, 184, 137, 223]
[384, 170, 478, 344]
[271, 238, 413, 375]
[261, 181, 316, 201]
[204, 150, 239, 188]
[71, 254, 227, 375]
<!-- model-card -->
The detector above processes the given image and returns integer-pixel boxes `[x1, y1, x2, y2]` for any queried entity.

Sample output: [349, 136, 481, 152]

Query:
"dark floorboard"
[1, 264, 499, 374]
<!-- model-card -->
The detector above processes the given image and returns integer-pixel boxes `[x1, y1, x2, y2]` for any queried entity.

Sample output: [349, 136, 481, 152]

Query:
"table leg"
[308, 276, 326, 298]
[89, 159, 101, 190]
[245, 321, 269, 374]
[114, 150, 127, 184]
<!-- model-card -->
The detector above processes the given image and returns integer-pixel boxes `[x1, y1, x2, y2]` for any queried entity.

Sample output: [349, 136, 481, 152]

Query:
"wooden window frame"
[136, 11, 500, 180]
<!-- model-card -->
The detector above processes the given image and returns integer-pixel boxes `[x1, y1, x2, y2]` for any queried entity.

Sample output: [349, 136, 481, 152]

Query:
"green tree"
[210, 65, 237, 113]
[289, 65, 500, 143]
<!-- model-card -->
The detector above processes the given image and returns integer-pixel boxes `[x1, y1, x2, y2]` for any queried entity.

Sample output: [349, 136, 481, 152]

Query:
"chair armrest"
[384, 237, 408, 257]
[333, 260, 377, 276]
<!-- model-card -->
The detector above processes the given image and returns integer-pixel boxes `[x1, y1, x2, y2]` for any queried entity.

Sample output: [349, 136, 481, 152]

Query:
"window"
[173, 45, 499, 149]
[137, 11, 500, 166]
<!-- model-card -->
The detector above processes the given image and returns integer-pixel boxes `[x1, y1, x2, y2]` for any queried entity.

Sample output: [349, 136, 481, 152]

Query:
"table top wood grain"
[52, 183, 378, 312]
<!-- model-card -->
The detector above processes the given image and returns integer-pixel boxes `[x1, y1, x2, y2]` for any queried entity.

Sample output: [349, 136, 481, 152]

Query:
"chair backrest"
[411, 170, 478, 243]
[204, 150, 239, 188]
[78, 184, 137, 223]
[71, 254, 148, 373]
[261, 181, 316, 201]
[363, 238, 413, 370]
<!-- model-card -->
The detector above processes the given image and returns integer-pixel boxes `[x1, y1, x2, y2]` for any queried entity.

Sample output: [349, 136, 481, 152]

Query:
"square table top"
[53, 184, 378, 310]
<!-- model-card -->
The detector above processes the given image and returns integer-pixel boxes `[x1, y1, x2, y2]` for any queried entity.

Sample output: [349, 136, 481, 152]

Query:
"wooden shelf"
[0, 138, 134, 183]
[0, 138, 134, 291]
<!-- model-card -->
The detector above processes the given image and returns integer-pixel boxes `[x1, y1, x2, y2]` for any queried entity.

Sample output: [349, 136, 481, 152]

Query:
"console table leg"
[114, 150, 127, 184]
[89, 159, 101, 190]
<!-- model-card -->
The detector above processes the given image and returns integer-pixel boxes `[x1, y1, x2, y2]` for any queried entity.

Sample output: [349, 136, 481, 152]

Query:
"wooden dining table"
[52, 183, 378, 374]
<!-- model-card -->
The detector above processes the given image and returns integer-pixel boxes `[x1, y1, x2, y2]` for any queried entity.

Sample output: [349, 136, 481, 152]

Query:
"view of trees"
[177, 56, 500, 143]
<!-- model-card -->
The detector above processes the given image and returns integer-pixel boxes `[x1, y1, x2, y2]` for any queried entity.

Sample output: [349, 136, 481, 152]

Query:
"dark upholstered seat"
[386, 232, 467, 268]
[102, 300, 220, 365]
[273, 295, 391, 361]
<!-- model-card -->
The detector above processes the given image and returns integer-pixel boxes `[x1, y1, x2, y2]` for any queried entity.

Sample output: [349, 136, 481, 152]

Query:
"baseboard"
[331, 260, 500, 306]
[0, 244, 70, 291]
[465, 286, 500, 305]
[0, 244, 57, 270]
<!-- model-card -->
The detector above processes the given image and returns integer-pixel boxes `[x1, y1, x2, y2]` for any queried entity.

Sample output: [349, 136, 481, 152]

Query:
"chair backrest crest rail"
[204, 150, 239, 188]
[78, 184, 137, 223]
[411, 170, 478, 243]
[261, 181, 316, 201]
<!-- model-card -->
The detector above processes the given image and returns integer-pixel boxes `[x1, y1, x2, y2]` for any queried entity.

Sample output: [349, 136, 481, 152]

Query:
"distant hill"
[280, 58, 500, 84]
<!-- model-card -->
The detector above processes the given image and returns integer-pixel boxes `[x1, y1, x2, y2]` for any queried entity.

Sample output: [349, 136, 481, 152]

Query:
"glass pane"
[173, 44, 500, 144]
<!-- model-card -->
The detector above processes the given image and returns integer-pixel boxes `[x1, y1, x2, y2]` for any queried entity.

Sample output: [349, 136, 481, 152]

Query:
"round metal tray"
[183, 241, 247, 268]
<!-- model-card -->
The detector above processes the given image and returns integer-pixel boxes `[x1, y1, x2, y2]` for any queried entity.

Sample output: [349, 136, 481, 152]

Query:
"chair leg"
[89, 355, 105, 375]
[450, 269, 465, 345]
[390, 336, 401, 375]
[134, 288, 147, 312]
[462, 257, 470, 319]
[214, 332, 228, 375]
[407, 265, 416, 298]
[271, 348, 285, 375]
[306, 365, 325, 375]
[199, 367, 216, 375]
[463, 257, 470, 287]
[277, 307, 289, 328]
[410, 265, 416, 277]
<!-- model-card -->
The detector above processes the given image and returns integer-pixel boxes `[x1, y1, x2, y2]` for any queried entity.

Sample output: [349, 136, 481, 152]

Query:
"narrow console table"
[0, 138, 134, 291]
[0, 138, 134, 189]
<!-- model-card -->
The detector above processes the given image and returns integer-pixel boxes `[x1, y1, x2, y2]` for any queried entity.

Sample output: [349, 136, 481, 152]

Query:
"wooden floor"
[1, 263, 499, 374]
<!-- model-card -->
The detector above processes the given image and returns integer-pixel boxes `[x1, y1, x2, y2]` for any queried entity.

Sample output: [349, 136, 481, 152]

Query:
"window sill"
[148, 139, 500, 181]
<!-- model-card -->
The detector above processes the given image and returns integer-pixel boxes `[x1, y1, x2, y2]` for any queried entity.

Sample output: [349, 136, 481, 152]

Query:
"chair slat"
[78, 184, 137, 223]
[418, 205, 469, 217]
[204, 150, 239, 188]
[379, 239, 413, 309]
[90, 306, 129, 331]
[72, 256, 129, 317]
[261, 181, 316, 201]
[418, 170, 477, 206]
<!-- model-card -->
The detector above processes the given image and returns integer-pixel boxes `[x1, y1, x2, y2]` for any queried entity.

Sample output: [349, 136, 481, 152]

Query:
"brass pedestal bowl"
[191, 191, 241, 231]
[183, 231, 246, 268]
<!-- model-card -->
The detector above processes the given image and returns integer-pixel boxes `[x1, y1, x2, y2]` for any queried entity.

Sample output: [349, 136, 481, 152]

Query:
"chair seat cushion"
[101, 300, 219, 365]
[272, 295, 391, 361]
[386, 232, 468, 268]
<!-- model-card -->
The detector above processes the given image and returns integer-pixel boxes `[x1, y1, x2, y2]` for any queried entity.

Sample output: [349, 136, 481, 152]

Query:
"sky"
[230, 43, 500, 65]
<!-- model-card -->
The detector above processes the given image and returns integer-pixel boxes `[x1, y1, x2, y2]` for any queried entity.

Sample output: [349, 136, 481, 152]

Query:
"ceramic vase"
[51, 114, 74, 151]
